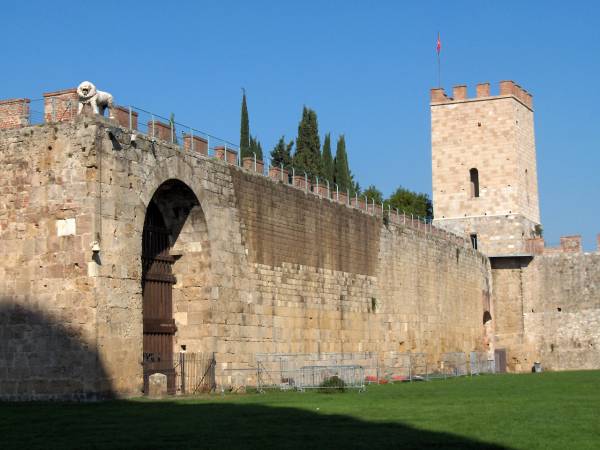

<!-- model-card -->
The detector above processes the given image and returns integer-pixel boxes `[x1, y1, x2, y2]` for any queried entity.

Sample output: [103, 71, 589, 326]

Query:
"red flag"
[436, 33, 441, 55]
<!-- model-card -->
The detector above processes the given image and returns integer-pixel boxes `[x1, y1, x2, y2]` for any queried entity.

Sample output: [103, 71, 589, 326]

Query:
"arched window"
[470, 168, 479, 198]
[483, 311, 492, 324]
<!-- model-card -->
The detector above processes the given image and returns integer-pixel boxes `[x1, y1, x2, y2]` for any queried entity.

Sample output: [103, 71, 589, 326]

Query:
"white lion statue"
[77, 81, 115, 119]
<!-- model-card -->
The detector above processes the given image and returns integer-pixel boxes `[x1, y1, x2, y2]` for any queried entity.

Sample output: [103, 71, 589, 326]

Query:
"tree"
[249, 135, 263, 160]
[240, 89, 250, 158]
[293, 106, 322, 178]
[334, 135, 352, 192]
[322, 133, 334, 183]
[362, 185, 384, 204]
[386, 186, 433, 219]
[271, 136, 293, 169]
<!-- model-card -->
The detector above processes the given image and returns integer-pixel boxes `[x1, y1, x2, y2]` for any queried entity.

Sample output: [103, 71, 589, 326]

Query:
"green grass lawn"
[1, 371, 599, 449]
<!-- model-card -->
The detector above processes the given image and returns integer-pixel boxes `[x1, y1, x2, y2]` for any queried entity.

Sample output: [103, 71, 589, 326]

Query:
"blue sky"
[2, 1, 599, 249]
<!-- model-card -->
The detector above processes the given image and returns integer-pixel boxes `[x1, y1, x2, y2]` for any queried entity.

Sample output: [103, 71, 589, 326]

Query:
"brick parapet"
[476, 82, 490, 97]
[215, 146, 238, 165]
[268, 165, 288, 183]
[43, 88, 78, 123]
[113, 105, 138, 130]
[147, 120, 173, 143]
[242, 156, 263, 173]
[525, 234, 592, 255]
[0, 98, 30, 130]
[182, 133, 208, 155]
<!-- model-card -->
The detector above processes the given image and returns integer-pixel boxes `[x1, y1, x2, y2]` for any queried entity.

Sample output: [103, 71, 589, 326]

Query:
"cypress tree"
[271, 136, 293, 169]
[322, 133, 334, 183]
[249, 135, 263, 160]
[293, 106, 322, 178]
[240, 89, 250, 158]
[334, 135, 351, 192]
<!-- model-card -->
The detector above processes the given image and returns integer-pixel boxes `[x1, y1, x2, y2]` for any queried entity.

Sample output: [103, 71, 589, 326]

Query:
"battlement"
[430, 80, 533, 109]
[525, 234, 600, 255]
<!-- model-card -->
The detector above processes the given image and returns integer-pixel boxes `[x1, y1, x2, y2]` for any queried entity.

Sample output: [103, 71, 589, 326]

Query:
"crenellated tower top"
[431, 80, 533, 110]
[430, 79, 540, 256]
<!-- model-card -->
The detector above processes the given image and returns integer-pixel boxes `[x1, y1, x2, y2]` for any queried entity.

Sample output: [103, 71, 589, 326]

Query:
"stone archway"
[141, 179, 210, 394]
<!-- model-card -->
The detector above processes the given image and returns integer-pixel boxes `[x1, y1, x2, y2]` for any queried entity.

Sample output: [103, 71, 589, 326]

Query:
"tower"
[430, 81, 541, 256]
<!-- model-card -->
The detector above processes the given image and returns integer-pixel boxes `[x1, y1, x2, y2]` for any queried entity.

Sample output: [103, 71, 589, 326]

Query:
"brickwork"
[242, 156, 264, 173]
[525, 235, 587, 255]
[268, 165, 288, 183]
[43, 88, 78, 123]
[113, 105, 138, 130]
[431, 81, 540, 256]
[215, 146, 238, 164]
[182, 133, 208, 155]
[0, 98, 30, 129]
[147, 120, 173, 142]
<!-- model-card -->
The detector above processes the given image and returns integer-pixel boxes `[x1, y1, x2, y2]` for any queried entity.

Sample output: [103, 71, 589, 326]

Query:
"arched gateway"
[141, 179, 208, 394]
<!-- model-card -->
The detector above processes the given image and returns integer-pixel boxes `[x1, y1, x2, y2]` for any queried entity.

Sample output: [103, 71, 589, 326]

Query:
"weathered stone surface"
[0, 117, 493, 399]
[1, 110, 596, 401]
[492, 253, 600, 372]
[148, 373, 167, 398]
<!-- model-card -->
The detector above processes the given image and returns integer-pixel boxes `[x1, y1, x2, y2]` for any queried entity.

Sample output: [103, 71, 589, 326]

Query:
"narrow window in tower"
[470, 168, 480, 198]
[525, 169, 530, 204]
[470, 233, 478, 250]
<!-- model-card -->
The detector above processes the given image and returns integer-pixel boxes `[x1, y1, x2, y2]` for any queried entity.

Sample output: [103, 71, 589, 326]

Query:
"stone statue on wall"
[77, 81, 115, 119]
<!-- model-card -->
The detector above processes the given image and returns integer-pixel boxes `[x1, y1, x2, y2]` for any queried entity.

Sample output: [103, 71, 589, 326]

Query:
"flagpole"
[438, 51, 441, 88]
[437, 32, 441, 88]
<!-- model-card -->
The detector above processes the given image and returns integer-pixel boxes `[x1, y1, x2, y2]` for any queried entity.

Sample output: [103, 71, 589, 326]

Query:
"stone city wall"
[0, 119, 114, 400]
[492, 252, 600, 372]
[0, 116, 492, 399]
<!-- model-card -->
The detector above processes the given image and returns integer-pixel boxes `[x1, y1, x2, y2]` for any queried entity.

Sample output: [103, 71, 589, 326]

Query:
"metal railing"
[130, 106, 238, 159]
[142, 352, 216, 396]
[469, 351, 496, 375]
[249, 351, 495, 392]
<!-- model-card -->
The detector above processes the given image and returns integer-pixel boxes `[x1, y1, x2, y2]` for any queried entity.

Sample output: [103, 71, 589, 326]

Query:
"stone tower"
[430, 81, 541, 256]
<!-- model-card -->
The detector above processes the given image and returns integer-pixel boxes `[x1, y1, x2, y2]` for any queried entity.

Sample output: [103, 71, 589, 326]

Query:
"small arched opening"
[483, 310, 492, 324]
[470, 168, 480, 198]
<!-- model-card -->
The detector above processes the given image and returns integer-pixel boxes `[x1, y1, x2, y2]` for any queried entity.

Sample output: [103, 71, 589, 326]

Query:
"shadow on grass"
[1, 399, 510, 449]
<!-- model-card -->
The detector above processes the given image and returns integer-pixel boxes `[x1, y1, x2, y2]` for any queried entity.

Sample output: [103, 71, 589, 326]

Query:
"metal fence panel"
[470, 351, 496, 375]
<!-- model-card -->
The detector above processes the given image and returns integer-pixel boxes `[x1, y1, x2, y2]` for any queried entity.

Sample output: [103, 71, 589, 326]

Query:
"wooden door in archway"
[142, 201, 177, 393]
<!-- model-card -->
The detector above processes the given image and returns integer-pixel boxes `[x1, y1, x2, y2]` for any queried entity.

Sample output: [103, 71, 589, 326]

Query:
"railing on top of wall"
[6, 98, 469, 248]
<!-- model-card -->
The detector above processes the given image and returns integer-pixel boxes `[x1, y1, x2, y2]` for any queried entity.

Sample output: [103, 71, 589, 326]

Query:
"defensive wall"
[1, 83, 598, 400]
[492, 237, 600, 372]
[0, 90, 491, 400]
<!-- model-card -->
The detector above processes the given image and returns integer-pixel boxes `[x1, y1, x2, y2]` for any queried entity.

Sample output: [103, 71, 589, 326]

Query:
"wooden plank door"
[142, 201, 177, 394]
